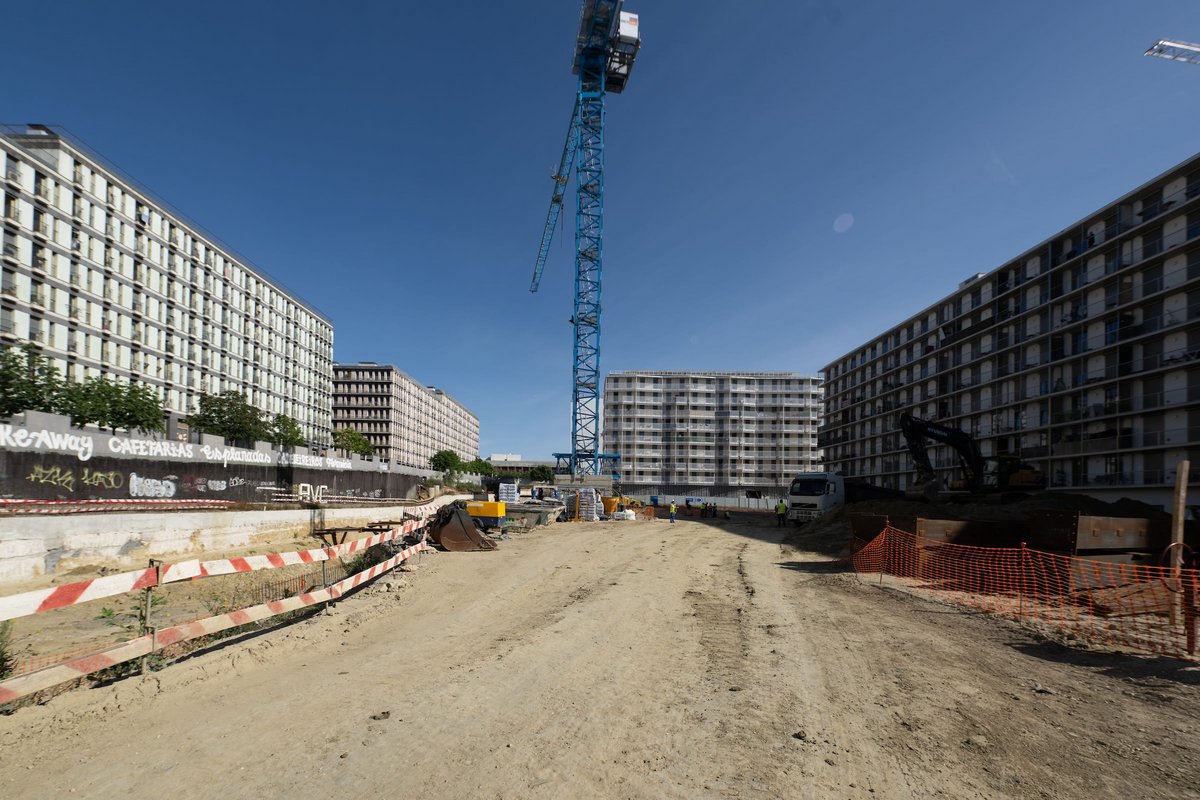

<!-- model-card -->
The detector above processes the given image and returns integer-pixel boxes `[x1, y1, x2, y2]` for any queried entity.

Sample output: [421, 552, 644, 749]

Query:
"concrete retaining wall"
[0, 504, 438, 585]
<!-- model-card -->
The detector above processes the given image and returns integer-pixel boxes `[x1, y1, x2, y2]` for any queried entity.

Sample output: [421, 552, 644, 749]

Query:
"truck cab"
[787, 472, 844, 524]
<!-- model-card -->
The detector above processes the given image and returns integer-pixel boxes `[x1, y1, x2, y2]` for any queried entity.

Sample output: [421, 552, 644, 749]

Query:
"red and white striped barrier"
[271, 493, 424, 504]
[0, 501, 446, 623]
[190, 518, 426, 578]
[0, 499, 236, 506]
[0, 498, 237, 515]
[0, 540, 429, 705]
[0, 562, 200, 622]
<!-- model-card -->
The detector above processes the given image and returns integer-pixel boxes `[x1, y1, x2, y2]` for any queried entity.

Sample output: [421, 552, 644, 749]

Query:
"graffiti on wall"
[128, 472, 176, 498]
[26, 465, 76, 492]
[81, 468, 124, 490]
[296, 483, 329, 503]
[2, 450, 421, 502]
[2, 426, 94, 461]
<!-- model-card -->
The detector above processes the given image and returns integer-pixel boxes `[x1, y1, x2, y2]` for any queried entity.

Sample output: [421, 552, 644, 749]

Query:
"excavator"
[899, 412, 1045, 500]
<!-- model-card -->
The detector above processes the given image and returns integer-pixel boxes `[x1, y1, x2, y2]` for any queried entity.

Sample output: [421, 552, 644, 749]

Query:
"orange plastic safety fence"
[13, 641, 123, 677]
[849, 525, 1200, 661]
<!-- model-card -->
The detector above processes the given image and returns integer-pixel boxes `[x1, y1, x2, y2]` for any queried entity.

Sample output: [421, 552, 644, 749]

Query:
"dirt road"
[3, 516, 1198, 799]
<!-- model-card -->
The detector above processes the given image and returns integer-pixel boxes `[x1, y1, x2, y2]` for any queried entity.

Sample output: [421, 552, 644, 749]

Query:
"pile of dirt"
[785, 491, 1176, 560]
[836, 492, 1171, 524]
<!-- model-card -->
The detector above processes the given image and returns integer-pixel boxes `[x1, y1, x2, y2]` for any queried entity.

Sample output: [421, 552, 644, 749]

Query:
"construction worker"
[669, 500, 677, 524]
[776, 498, 788, 527]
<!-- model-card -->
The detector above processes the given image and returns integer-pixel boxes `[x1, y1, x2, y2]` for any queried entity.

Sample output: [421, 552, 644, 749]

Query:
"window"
[1104, 319, 1119, 346]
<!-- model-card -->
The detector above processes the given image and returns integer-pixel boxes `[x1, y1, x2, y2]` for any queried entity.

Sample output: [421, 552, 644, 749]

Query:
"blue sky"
[6, 1, 1200, 458]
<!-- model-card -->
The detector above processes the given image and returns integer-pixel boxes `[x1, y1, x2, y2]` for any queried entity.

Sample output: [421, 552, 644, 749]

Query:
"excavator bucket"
[428, 506, 498, 552]
[905, 479, 940, 501]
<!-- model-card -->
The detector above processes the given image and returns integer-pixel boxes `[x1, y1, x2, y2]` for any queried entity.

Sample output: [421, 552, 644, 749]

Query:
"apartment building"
[820, 152, 1200, 507]
[603, 370, 823, 496]
[0, 126, 334, 443]
[332, 362, 479, 468]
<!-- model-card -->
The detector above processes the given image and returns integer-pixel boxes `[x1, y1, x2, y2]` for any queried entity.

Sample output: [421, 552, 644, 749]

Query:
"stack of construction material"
[556, 489, 577, 519]
[498, 483, 519, 504]
[578, 487, 600, 522]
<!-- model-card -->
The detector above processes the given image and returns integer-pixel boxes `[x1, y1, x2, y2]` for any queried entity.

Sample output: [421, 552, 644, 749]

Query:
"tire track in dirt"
[5, 519, 1198, 799]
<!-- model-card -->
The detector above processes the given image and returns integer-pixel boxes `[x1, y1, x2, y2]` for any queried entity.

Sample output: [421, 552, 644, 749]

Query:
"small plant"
[97, 594, 165, 642]
[343, 544, 391, 577]
[0, 621, 14, 680]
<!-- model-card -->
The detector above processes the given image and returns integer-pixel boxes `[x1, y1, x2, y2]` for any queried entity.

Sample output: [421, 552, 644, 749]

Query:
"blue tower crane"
[530, 1, 640, 478]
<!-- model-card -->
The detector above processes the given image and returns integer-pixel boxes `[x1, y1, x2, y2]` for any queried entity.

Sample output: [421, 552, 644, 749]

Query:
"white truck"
[786, 471, 845, 525]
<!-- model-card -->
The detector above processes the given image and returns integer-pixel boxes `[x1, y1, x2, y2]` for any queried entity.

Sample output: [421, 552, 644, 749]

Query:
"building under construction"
[820, 151, 1200, 508]
[604, 370, 823, 498]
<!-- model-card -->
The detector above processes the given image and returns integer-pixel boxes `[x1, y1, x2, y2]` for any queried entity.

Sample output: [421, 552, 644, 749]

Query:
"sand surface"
[3, 515, 1198, 799]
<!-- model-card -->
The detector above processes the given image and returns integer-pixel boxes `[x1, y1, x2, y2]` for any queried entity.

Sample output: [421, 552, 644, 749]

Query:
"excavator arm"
[899, 413, 986, 498]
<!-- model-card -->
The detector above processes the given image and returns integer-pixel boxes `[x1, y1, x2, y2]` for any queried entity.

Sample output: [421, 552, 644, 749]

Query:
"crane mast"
[530, 1, 640, 478]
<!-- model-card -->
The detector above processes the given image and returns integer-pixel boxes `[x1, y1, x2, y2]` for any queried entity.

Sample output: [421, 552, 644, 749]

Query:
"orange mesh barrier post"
[1185, 565, 1198, 655]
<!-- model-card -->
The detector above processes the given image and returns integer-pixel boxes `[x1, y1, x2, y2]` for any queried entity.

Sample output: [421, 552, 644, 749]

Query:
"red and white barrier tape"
[0, 501, 236, 506]
[190, 517, 427, 578]
[271, 494, 423, 504]
[0, 540, 429, 705]
[0, 501, 445, 623]
[0, 499, 237, 515]
[0, 565, 178, 622]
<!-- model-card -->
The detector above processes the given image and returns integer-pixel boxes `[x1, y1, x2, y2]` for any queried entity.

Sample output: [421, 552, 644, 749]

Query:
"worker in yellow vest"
[776, 499, 788, 527]
[669, 500, 677, 524]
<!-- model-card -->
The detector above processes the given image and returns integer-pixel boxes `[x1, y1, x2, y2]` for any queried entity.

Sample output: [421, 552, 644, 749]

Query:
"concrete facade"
[820, 152, 1200, 508]
[0, 126, 334, 444]
[332, 362, 480, 469]
[603, 370, 823, 496]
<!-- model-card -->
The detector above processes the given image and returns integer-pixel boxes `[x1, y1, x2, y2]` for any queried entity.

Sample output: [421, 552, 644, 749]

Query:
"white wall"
[0, 498, 462, 585]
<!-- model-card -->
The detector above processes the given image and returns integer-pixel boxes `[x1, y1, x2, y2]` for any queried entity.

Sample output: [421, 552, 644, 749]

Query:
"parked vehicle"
[787, 472, 845, 525]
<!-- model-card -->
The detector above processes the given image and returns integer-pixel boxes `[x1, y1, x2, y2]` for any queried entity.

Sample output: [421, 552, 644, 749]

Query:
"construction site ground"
[3, 512, 1199, 799]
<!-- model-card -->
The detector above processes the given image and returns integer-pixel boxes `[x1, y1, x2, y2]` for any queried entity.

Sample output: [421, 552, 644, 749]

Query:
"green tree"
[58, 376, 116, 429]
[270, 414, 306, 448]
[29, 345, 64, 412]
[187, 391, 270, 443]
[114, 382, 165, 434]
[0, 346, 36, 417]
[56, 380, 95, 427]
[529, 464, 554, 482]
[0, 344, 61, 417]
[464, 458, 496, 477]
[332, 427, 375, 457]
[429, 449, 462, 476]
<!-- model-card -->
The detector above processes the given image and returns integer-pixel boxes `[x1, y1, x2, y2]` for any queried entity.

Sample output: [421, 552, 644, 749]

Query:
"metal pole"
[1170, 460, 1190, 627]
[140, 559, 162, 676]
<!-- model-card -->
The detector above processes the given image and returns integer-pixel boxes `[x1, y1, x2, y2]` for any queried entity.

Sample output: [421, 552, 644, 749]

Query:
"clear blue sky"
[7, 1, 1199, 458]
